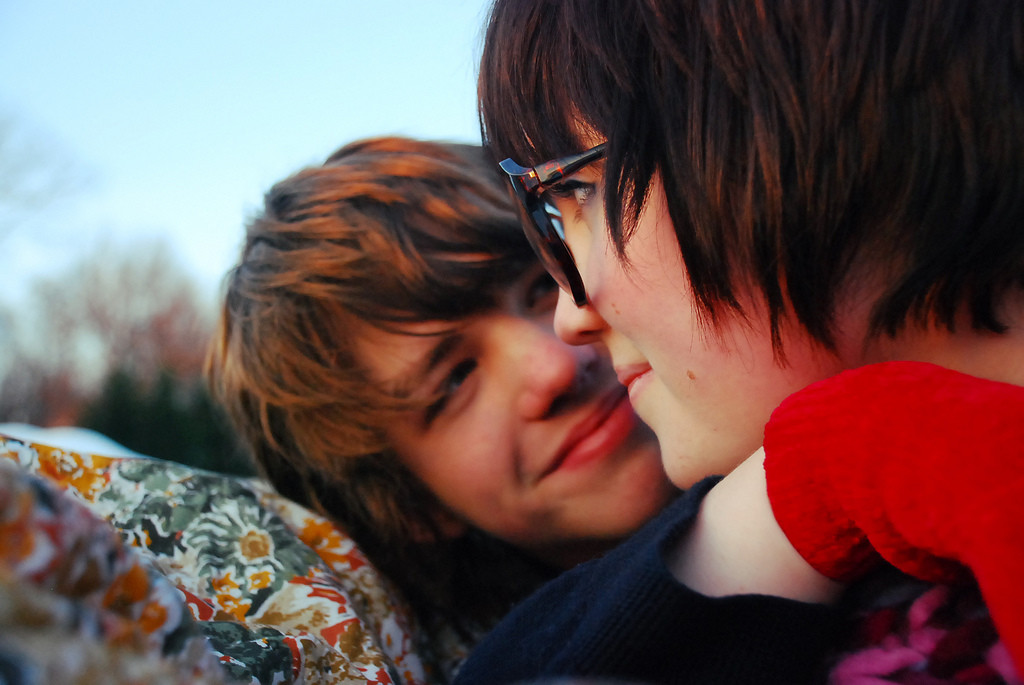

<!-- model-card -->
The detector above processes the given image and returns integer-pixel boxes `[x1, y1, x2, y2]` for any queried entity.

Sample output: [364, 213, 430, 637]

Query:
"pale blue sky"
[0, 0, 492, 304]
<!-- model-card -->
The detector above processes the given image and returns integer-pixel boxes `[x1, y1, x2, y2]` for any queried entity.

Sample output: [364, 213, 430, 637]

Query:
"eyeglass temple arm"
[532, 144, 608, 185]
[499, 143, 607, 191]
[498, 158, 540, 192]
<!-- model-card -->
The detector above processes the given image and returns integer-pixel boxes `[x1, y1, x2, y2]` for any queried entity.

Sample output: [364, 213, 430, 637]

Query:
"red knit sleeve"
[763, 361, 1024, 669]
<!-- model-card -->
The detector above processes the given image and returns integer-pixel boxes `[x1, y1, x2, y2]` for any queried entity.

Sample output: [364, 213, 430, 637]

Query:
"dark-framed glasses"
[498, 143, 607, 307]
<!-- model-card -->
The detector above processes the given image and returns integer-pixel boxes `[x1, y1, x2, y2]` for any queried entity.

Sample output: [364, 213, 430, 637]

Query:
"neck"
[529, 536, 625, 569]
[863, 298, 1024, 387]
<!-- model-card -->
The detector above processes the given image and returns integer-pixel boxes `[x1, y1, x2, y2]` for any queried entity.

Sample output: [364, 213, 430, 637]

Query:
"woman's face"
[357, 266, 677, 568]
[547, 164, 850, 488]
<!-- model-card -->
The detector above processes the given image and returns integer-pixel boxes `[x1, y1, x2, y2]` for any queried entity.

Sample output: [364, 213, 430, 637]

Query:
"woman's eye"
[570, 183, 594, 206]
[425, 359, 478, 424]
[547, 180, 596, 208]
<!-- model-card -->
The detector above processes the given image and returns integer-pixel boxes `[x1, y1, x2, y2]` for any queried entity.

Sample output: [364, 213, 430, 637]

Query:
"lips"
[542, 386, 637, 478]
[615, 363, 653, 400]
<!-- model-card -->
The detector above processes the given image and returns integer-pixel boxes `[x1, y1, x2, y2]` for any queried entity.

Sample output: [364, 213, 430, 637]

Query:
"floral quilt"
[0, 433, 472, 685]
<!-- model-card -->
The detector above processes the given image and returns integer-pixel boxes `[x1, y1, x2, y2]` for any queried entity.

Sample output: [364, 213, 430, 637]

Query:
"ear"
[433, 506, 469, 539]
[410, 505, 468, 542]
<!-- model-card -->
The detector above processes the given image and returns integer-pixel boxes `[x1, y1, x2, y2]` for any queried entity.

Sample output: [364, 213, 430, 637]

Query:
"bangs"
[260, 137, 537, 329]
[359, 211, 535, 327]
[479, 0, 664, 255]
[479, 0, 619, 165]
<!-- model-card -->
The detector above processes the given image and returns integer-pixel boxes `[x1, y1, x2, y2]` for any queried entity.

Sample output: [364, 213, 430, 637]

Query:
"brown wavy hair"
[208, 137, 553, 629]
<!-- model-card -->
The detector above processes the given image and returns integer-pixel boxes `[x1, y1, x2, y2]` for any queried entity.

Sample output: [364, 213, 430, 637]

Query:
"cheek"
[598, 247, 694, 352]
[563, 213, 597, 277]
[393, 415, 510, 500]
[596, 191, 694, 331]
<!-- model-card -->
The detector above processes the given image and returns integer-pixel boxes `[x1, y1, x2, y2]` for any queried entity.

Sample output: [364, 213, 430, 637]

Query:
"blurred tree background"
[0, 111, 253, 475]
[0, 238, 254, 476]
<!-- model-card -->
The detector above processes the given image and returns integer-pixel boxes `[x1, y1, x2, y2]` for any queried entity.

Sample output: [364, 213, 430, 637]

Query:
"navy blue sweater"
[454, 477, 841, 685]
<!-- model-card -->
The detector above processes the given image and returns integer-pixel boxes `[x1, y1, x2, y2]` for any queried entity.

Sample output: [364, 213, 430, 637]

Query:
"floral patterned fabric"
[0, 433, 472, 685]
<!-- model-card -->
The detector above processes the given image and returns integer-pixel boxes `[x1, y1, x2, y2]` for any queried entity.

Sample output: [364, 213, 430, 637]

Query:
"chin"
[631, 403, 662, 438]
[655, 442, 691, 488]
[656, 444, 716, 490]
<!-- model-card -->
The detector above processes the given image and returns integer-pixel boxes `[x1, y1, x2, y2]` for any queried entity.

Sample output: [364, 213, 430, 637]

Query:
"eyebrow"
[391, 331, 464, 399]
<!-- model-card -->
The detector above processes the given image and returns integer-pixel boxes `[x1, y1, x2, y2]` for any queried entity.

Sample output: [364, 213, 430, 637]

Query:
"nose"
[553, 288, 608, 346]
[515, 320, 600, 421]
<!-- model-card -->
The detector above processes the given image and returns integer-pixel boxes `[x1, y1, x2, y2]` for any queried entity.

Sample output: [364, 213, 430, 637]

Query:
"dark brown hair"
[479, 0, 1024, 349]
[208, 137, 551, 628]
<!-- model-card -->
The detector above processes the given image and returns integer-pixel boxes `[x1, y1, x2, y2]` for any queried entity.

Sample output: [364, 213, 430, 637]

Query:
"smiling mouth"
[616, 364, 653, 401]
[542, 386, 637, 478]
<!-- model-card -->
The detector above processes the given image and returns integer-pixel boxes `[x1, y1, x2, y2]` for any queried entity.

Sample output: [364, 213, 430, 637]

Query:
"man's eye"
[425, 359, 478, 424]
[524, 272, 558, 313]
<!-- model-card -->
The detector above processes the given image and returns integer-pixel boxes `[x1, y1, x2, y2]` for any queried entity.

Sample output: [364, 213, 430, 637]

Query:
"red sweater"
[764, 361, 1024, 676]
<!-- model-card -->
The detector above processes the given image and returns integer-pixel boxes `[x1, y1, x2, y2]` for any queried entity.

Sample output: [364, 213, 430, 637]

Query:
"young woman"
[207, 136, 678, 649]
[463, 0, 1024, 682]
